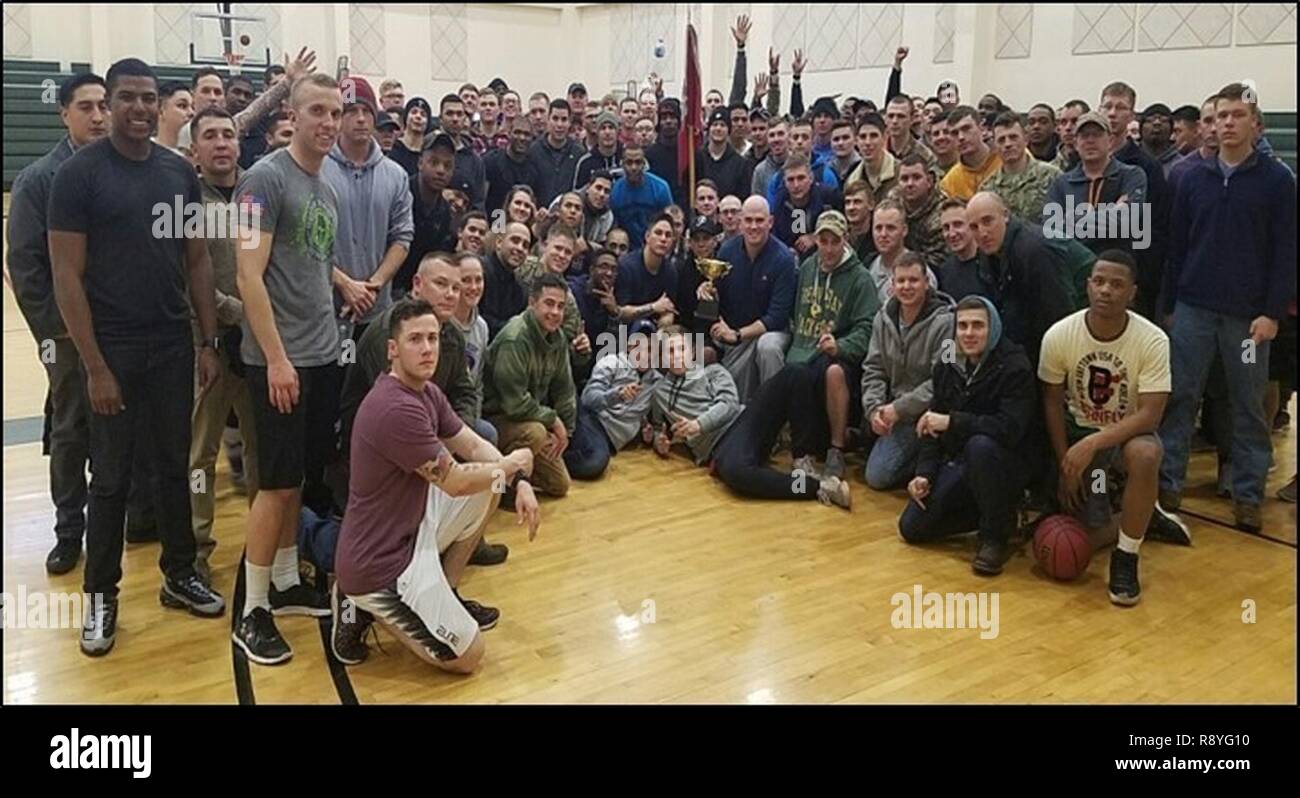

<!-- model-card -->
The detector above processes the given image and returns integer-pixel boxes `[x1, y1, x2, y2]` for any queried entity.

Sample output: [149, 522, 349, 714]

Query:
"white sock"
[1117, 529, 1143, 554]
[244, 562, 272, 617]
[272, 546, 300, 590]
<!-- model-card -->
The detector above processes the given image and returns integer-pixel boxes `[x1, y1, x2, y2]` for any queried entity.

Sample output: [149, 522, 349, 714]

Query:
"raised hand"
[753, 73, 770, 101]
[894, 45, 909, 68]
[285, 47, 318, 82]
[792, 49, 806, 78]
[768, 47, 780, 75]
[731, 14, 752, 46]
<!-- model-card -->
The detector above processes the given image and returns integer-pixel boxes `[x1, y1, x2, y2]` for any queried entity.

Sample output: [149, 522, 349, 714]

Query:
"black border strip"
[230, 550, 256, 705]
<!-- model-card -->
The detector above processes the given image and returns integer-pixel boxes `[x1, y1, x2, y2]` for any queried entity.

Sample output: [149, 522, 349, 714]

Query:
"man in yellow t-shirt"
[1038, 250, 1190, 609]
[939, 106, 1002, 200]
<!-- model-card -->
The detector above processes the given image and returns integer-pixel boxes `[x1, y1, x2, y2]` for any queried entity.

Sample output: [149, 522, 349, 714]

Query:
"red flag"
[678, 22, 701, 203]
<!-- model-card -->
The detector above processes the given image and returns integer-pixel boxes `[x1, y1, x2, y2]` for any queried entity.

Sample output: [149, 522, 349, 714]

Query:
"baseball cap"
[567, 82, 588, 97]
[375, 114, 400, 132]
[421, 131, 456, 153]
[690, 215, 722, 237]
[814, 210, 848, 239]
[1074, 111, 1110, 134]
[1140, 102, 1172, 119]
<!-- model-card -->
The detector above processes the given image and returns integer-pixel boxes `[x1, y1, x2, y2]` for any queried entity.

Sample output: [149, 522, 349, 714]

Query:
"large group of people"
[6, 15, 1295, 675]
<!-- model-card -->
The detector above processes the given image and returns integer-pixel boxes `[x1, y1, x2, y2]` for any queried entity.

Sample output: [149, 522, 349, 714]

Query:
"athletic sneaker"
[791, 455, 820, 480]
[823, 447, 847, 480]
[46, 539, 81, 575]
[80, 597, 118, 657]
[1233, 502, 1263, 534]
[971, 538, 1010, 576]
[1107, 549, 1141, 606]
[330, 583, 373, 666]
[1145, 503, 1192, 546]
[1157, 489, 1182, 513]
[456, 593, 500, 630]
[232, 607, 292, 665]
[160, 574, 226, 617]
[816, 475, 852, 511]
[468, 538, 509, 566]
[269, 582, 331, 617]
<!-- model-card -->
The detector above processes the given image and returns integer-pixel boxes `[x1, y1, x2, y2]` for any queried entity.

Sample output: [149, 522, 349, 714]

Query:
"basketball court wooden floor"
[3, 255, 1295, 705]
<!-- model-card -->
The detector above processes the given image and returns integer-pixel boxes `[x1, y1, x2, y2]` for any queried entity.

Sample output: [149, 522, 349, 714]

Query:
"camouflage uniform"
[891, 134, 942, 181]
[516, 255, 591, 367]
[980, 157, 1062, 226]
[898, 186, 949, 271]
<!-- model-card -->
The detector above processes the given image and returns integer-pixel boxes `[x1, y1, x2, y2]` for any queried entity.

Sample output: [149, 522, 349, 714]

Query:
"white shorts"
[346, 487, 494, 662]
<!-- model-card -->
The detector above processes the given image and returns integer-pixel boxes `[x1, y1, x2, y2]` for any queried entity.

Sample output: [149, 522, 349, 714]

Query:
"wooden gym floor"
[2, 220, 1295, 704]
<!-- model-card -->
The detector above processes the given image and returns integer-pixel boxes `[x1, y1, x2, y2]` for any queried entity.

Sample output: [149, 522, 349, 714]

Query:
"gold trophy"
[694, 257, 732, 322]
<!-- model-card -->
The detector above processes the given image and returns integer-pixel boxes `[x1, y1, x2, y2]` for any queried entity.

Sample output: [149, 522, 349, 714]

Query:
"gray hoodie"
[582, 353, 661, 449]
[650, 363, 743, 464]
[861, 291, 956, 423]
[323, 139, 415, 325]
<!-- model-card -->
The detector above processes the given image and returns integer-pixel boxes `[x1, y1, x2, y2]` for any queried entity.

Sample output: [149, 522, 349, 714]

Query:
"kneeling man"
[1039, 250, 1190, 607]
[332, 300, 541, 672]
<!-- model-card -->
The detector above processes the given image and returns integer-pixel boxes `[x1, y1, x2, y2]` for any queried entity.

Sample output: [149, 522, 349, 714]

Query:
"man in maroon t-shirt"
[332, 299, 541, 672]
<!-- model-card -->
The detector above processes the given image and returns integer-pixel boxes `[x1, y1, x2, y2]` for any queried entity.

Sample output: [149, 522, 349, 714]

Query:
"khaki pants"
[491, 418, 571, 498]
[190, 352, 259, 575]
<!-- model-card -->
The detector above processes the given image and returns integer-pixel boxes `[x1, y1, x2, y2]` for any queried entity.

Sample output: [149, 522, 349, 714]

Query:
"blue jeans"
[563, 407, 612, 480]
[471, 417, 498, 447]
[865, 421, 920, 490]
[1159, 302, 1272, 505]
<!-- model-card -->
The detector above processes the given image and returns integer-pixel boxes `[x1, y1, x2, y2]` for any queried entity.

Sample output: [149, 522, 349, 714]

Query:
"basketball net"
[223, 51, 246, 77]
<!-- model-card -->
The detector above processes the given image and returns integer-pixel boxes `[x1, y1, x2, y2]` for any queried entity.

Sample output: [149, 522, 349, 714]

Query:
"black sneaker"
[972, 538, 1011, 576]
[1108, 549, 1142, 607]
[80, 596, 118, 657]
[457, 593, 500, 630]
[269, 582, 331, 617]
[160, 574, 226, 617]
[468, 538, 509, 567]
[330, 583, 373, 666]
[232, 607, 292, 665]
[1145, 503, 1192, 546]
[46, 539, 81, 575]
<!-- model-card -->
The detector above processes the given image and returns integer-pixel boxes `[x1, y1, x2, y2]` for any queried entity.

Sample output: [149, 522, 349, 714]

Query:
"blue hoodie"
[1164, 149, 1297, 321]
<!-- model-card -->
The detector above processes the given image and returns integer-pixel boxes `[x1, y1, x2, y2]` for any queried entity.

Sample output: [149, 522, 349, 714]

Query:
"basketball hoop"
[223, 51, 246, 77]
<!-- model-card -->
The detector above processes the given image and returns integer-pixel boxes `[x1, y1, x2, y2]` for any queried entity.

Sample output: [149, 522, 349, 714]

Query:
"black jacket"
[481, 251, 528, 340]
[1113, 139, 1170, 313]
[695, 143, 755, 202]
[980, 218, 1077, 368]
[526, 136, 586, 206]
[484, 148, 541, 215]
[914, 337, 1036, 481]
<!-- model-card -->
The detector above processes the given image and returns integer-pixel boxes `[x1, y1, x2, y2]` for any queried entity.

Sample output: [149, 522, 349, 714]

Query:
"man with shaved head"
[965, 191, 1086, 368]
[698, 195, 798, 401]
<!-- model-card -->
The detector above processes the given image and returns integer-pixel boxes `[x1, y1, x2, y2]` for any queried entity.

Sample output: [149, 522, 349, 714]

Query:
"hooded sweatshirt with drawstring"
[787, 246, 880, 366]
[323, 139, 415, 325]
[913, 295, 1038, 481]
[860, 290, 956, 424]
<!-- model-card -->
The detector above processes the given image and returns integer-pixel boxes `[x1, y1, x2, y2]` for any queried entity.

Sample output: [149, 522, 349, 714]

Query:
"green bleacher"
[3, 57, 1296, 189]
[3, 58, 264, 189]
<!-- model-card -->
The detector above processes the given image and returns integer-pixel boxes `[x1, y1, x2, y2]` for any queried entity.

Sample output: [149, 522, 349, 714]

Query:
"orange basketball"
[1033, 514, 1092, 581]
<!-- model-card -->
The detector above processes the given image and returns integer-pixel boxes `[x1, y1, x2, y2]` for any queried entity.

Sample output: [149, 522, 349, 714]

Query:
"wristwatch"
[201, 337, 221, 352]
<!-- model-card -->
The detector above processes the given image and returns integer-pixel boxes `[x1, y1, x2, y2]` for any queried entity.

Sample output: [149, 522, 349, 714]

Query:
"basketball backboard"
[190, 10, 271, 69]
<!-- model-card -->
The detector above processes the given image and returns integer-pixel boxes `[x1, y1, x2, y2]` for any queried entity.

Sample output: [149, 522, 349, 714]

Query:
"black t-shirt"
[47, 137, 201, 343]
[388, 140, 420, 176]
